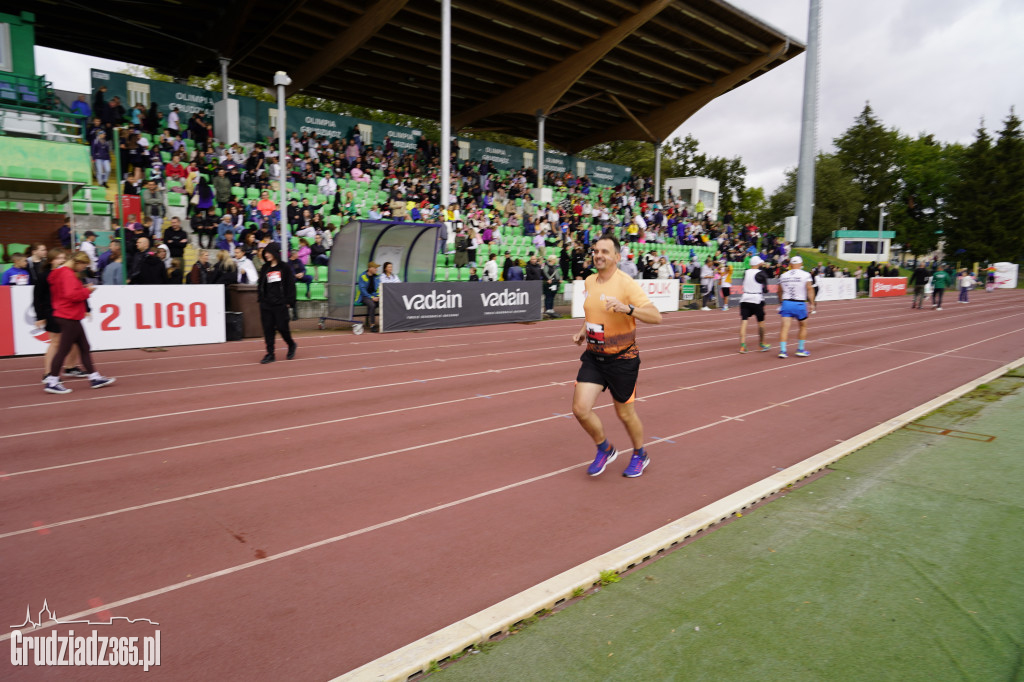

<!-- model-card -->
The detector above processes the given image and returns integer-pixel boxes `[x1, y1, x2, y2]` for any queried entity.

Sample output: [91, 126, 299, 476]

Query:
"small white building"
[828, 229, 895, 263]
[663, 176, 719, 218]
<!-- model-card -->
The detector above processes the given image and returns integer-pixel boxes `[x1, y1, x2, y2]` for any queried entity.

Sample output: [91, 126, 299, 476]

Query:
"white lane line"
[6, 324, 1020, 540]
[1, 303, 971, 413]
[6, 308, 1019, 474]
[0, 295, 938, 380]
[2, 322, 1017, 637]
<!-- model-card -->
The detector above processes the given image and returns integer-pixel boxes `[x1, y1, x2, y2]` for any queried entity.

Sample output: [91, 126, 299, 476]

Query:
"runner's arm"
[573, 321, 587, 345]
[805, 280, 816, 309]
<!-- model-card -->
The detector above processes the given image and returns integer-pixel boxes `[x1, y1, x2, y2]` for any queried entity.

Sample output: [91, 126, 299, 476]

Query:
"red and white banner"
[571, 278, 680, 318]
[870, 277, 907, 297]
[2, 285, 225, 356]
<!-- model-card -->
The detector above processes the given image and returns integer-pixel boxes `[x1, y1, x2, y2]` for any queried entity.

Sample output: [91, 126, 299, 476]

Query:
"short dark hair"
[595, 234, 621, 253]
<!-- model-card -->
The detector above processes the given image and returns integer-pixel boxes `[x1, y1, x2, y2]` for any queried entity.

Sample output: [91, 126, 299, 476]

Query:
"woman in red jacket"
[43, 252, 116, 395]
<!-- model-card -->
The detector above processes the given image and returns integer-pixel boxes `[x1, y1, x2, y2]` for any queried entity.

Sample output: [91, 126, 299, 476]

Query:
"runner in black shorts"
[738, 256, 771, 353]
[576, 350, 641, 404]
[572, 235, 663, 479]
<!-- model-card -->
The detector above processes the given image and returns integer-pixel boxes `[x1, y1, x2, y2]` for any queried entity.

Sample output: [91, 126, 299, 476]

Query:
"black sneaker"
[260, 354, 275, 364]
[90, 376, 116, 389]
[286, 344, 297, 360]
[65, 366, 88, 378]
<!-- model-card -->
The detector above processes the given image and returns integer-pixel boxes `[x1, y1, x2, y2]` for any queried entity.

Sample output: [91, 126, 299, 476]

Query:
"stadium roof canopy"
[29, 0, 804, 153]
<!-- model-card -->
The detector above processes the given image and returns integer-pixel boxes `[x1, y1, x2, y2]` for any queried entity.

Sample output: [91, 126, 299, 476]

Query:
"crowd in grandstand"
[9, 85, 989, 317]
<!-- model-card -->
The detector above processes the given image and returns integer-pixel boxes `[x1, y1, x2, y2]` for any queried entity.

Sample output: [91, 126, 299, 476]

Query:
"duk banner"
[379, 281, 542, 333]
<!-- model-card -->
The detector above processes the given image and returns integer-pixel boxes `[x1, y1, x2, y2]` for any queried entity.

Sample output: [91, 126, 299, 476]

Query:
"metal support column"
[440, 0, 451, 219]
[219, 58, 230, 100]
[536, 112, 546, 190]
[654, 141, 662, 205]
[274, 71, 291, 261]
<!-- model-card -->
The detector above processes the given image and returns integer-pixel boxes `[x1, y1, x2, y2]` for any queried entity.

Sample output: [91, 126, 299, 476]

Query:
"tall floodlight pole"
[794, 0, 821, 247]
[440, 0, 451, 229]
[274, 71, 291, 261]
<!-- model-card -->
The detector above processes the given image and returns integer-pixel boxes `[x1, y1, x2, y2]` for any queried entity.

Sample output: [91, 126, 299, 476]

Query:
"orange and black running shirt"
[582, 269, 652, 359]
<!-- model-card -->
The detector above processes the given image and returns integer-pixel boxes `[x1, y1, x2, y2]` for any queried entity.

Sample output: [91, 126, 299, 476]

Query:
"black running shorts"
[740, 301, 765, 321]
[577, 350, 641, 404]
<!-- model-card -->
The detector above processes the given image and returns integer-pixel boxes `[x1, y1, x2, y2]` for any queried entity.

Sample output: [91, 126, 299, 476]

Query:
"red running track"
[1, 291, 1022, 680]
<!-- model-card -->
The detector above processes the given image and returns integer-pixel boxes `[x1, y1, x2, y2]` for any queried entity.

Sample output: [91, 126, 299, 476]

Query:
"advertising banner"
[6, 285, 225, 356]
[993, 262, 1019, 289]
[571, 279, 679, 318]
[870, 277, 908, 297]
[380, 281, 542, 333]
[816, 277, 857, 301]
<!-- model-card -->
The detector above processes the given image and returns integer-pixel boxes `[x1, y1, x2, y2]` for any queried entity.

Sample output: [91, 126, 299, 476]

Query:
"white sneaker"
[936, 307, 942, 310]
[701, 306, 711, 311]
[722, 306, 729, 311]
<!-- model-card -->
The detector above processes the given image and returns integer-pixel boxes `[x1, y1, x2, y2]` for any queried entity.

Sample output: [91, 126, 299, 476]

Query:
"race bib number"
[586, 322, 605, 347]
[267, 271, 282, 283]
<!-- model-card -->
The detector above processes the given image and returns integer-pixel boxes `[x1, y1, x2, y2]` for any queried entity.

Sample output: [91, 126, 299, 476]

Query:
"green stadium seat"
[309, 282, 327, 300]
[459, 267, 471, 281]
[231, 186, 246, 199]
[91, 203, 112, 216]
[73, 202, 90, 214]
[166, 193, 185, 208]
[71, 170, 91, 184]
[20, 203, 42, 212]
[7, 242, 30, 258]
[316, 266, 328, 282]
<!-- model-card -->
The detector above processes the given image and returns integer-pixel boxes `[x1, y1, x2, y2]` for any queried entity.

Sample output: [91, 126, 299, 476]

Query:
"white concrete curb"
[333, 355, 1024, 682]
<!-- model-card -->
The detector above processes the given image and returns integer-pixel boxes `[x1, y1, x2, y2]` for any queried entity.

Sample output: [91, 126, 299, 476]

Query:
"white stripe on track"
[2, 322, 1018, 639]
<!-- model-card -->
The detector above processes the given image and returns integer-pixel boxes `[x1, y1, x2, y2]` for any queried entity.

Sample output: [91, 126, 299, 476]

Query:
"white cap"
[749, 256, 763, 266]
[790, 256, 803, 265]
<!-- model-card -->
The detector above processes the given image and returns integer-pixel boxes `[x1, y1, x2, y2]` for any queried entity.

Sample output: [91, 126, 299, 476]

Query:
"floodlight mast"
[794, 0, 821, 248]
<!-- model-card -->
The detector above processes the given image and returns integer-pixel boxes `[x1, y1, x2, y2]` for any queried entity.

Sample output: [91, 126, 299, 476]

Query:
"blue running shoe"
[795, 350, 810, 357]
[778, 351, 788, 359]
[91, 376, 116, 389]
[587, 445, 617, 476]
[622, 452, 650, 478]
[760, 343, 772, 352]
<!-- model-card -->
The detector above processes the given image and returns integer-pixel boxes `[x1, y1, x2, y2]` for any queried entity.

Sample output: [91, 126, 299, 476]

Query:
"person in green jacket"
[930, 265, 953, 310]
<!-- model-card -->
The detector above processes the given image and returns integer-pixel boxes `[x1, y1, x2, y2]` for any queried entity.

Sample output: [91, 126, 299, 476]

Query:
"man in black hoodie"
[257, 241, 297, 364]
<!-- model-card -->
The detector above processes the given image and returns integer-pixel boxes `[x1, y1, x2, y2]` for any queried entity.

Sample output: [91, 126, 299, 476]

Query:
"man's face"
[591, 239, 618, 271]
[170, 218, 180, 228]
[137, 237, 149, 252]
[234, 248, 244, 259]
[368, 266, 378, 275]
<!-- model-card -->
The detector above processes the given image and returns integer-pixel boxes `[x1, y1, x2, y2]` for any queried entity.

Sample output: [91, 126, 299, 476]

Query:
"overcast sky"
[35, 0, 1024, 194]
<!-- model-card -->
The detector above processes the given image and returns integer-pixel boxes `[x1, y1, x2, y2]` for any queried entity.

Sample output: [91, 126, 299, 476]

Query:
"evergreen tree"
[990, 108, 1024, 261]
[833, 104, 901, 228]
[945, 122, 996, 264]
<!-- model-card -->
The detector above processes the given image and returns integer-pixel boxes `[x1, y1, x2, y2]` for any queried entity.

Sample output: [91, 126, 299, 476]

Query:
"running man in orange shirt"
[572, 235, 663, 478]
